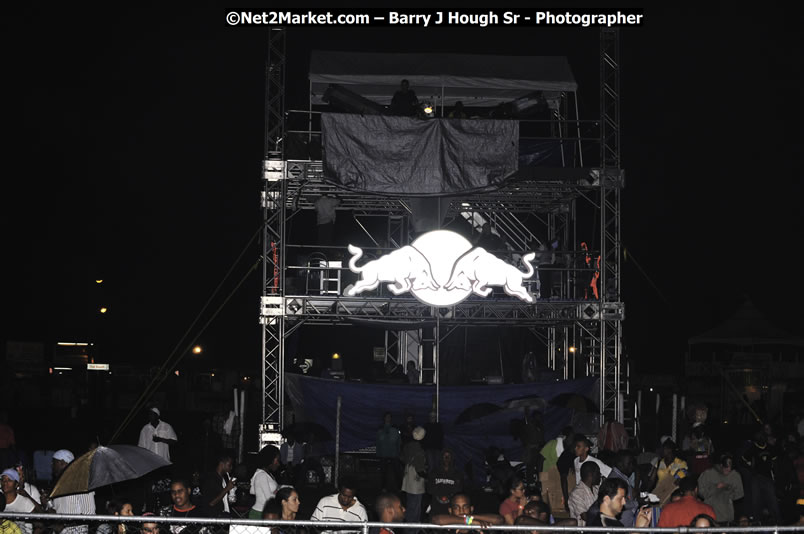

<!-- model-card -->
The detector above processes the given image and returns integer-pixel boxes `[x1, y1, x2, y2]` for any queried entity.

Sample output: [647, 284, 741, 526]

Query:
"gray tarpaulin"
[322, 113, 518, 195]
[309, 51, 577, 107]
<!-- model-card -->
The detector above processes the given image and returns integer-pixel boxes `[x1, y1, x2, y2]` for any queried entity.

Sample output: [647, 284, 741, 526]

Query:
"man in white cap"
[400, 426, 427, 523]
[47, 449, 96, 534]
[138, 407, 177, 461]
[2, 468, 37, 534]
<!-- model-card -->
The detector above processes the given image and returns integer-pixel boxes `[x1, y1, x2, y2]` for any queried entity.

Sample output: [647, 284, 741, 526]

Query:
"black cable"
[623, 246, 670, 305]
[110, 222, 264, 443]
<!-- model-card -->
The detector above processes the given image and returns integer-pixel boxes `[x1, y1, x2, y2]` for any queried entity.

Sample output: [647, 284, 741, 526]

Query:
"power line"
[623, 246, 670, 305]
[109, 223, 263, 444]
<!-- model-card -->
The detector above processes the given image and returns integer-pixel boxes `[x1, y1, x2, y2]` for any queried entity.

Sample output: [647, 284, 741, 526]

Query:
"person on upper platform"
[390, 79, 419, 117]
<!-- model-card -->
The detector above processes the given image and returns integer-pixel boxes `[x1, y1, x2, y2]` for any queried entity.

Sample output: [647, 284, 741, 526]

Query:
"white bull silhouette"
[346, 244, 439, 296]
[444, 248, 536, 303]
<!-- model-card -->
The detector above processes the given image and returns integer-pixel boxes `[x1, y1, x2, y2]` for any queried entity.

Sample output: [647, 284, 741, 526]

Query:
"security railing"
[2, 513, 803, 534]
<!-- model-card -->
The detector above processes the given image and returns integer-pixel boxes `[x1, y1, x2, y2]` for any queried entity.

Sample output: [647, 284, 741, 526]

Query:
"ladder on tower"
[419, 326, 436, 385]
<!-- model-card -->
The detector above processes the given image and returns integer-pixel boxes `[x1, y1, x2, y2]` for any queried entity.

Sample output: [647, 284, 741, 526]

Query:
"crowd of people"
[2, 406, 804, 534]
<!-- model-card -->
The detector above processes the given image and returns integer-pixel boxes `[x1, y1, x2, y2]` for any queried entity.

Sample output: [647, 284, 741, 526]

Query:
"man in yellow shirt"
[653, 439, 689, 483]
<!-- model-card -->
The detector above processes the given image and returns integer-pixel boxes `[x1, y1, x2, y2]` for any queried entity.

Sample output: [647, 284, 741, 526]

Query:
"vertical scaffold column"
[260, 27, 286, 446]
[598, 27, 624, 424]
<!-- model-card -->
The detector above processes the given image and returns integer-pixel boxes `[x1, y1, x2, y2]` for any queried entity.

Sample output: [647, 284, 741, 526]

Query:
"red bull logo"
[346, 230, 535, 306]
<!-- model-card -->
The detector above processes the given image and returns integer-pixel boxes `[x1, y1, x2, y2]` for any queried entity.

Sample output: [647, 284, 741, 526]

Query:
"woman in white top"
[249, 445, 280, 519]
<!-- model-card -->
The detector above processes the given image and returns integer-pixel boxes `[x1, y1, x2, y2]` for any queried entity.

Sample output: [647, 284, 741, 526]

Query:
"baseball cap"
[53, 449, 75, 463]
[150, 407, 161, 417]
[1, 468, 20, 482]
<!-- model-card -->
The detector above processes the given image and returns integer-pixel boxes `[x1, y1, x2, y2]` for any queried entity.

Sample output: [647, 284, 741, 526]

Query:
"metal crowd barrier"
[1, 513, 803, 534]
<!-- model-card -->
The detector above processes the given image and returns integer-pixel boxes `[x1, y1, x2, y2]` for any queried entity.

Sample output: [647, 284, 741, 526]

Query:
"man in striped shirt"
[311, 476, 367, 534]
[46, 450, 96, 534]
[568, 461, 600, 526]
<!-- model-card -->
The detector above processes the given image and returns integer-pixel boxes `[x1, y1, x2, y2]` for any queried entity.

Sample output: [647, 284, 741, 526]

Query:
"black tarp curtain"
[322, 113, 518, 196]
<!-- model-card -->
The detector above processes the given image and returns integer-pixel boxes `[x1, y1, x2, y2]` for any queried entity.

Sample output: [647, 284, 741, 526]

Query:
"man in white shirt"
[573, 434, 611, 485]
[2, 468, 36, 534]
[311, 476, 368, 534]
[13, 464, 43, 510]
[47, 450, 96, 534]
[567, 461, 600, 526]
[138, 407, 178, 462]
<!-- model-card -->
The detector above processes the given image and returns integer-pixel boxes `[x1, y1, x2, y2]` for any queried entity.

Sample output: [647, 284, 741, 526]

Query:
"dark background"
[3, 7, 803, 382]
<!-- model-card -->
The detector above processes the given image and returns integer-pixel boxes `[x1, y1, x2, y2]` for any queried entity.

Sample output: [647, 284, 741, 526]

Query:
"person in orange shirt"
[657, 476, 717, 528]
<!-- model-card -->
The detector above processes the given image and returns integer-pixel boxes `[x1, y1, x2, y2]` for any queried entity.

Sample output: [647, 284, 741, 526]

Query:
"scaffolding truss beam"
[260, 29, 627, 445]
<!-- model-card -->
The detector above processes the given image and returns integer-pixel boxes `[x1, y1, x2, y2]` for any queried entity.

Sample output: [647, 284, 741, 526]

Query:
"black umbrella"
[503, 395, 547, 412]
[454, 402, 504, 425]
[50, 445, 171, 498]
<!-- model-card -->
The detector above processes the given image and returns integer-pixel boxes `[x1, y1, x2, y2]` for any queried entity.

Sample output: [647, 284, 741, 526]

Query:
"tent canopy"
[688, 298, 804, 347]
[309, 51, 577, 107]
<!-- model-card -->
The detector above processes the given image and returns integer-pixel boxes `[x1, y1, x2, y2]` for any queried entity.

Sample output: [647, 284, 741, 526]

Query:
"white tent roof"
[309, 51, 578, 107]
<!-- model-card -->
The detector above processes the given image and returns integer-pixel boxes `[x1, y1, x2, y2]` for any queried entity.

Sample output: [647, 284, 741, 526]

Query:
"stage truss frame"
[259, 28, 626, 443]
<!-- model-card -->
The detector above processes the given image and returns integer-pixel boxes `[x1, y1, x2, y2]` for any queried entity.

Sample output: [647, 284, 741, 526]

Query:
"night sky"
[4, 7, 803, 376]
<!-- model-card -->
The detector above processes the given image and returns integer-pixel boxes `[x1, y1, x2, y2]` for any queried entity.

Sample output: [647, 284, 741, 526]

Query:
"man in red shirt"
[658, 476, 717, 527]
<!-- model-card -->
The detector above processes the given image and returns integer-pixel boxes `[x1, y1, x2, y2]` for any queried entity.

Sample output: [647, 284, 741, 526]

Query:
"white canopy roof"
[309, 51, 578, 107]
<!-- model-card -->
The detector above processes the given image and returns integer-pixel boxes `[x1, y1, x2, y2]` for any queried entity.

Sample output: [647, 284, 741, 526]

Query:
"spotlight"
[421, 102, 435, 117]
[330, 352, 344, 374]
[287, 299, 301, 314]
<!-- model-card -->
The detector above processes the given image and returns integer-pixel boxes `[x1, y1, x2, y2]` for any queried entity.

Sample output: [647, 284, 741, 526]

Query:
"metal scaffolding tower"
[259, 28, 627, 445]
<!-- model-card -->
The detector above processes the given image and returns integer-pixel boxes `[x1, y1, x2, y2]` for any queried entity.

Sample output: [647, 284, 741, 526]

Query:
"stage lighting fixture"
[322, 84, 385, 115]
[421, 102, 435, 117]
[330, 352, 344, 374]
[287, 299, 301, 314]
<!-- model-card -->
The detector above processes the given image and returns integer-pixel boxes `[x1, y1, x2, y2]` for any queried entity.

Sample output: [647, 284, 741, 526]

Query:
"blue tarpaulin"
[285, 374, 598, 482]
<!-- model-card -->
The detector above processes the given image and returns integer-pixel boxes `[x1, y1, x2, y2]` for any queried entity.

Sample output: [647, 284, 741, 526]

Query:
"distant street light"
[99, 307, 108, 314]
[95, 279, 103, 284]
[192, 345, 203, 355]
